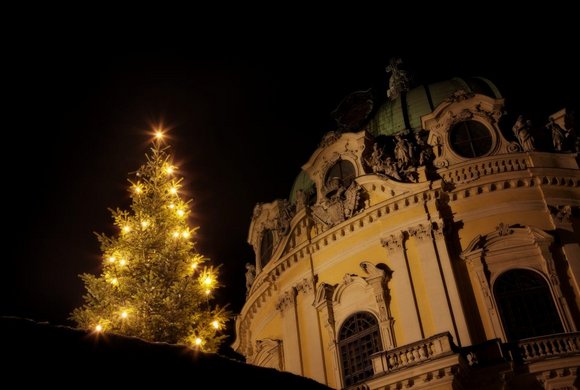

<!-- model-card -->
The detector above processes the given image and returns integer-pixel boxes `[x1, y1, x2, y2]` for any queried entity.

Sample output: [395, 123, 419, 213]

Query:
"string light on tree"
[71, 131, 228, 352]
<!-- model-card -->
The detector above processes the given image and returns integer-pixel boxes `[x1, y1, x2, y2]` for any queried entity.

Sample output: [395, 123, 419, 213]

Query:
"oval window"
[449, 120, 492, 158]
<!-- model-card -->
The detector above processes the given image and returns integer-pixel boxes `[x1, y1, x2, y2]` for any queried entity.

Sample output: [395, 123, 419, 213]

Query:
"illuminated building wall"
[233, 75, 580, 389]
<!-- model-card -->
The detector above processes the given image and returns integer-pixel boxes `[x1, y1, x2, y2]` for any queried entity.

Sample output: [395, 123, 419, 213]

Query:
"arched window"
[259, 230, 274, 268]
[325, 159, 356, 189]
[338, 312, 382, 387]
[449, 120, 492, 158]
[494, 269, 563, 340]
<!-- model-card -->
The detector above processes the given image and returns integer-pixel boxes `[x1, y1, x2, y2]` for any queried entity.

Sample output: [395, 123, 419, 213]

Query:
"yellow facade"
[233, 77, 580, 389]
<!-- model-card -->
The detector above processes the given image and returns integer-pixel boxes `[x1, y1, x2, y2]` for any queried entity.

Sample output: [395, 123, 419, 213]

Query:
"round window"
[449, 120, 493, 158]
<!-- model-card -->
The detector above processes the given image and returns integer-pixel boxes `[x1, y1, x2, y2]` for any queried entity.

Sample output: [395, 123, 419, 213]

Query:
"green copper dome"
[366, 77, 501, 136]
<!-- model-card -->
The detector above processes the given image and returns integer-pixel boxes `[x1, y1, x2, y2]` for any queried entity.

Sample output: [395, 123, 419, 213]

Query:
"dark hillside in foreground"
[1, 317, 330, 389]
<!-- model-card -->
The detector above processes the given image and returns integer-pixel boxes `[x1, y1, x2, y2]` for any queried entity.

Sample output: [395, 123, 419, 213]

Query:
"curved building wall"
[234, 88, 580, 389]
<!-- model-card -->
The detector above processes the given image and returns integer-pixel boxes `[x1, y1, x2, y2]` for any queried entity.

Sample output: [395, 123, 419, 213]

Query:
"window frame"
[338, 312, 382, 387]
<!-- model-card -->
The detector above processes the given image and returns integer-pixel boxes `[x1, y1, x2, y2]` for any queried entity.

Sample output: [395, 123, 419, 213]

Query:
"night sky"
[2, 33, 577, 346]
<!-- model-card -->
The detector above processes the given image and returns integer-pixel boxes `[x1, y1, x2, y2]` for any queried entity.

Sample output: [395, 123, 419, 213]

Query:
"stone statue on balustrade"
[245, 263, 256, 295]
[394, 134, 412, 168]
[367, 143, 385, 174]
[512, 115, 535, 152]
[414, 132, 434, 166]
[546, 117, 567, 151]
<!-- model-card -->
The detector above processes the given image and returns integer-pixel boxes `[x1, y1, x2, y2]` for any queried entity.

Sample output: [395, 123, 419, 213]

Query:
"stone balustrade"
[371, 332, 455, 374]
[518, 332, 580, 362]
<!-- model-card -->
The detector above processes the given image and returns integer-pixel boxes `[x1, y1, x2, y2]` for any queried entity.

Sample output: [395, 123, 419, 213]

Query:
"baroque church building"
[233, 60, 580, 389]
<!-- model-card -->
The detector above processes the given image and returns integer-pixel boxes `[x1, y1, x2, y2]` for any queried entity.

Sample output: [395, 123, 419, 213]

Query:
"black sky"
[2, 32, 577, 345]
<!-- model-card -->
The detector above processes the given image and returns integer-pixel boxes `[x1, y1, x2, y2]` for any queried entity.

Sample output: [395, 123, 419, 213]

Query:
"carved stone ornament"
[408, 223, 432, 241]
[380, 232, 404, 253]
[276, 199, 294, 236]
[311, 181, 363, 228]
[507, 141, 521, 153]
[496, 222, 513, 236]
[551, 205, 573, 224]
[342, 273, 357, 285]
[434, 158, 449, 169]
[319, 131, 341, 148]
[275, 289, 296, 313]
[252, 203, 263, 219]
[295, 276, 317, 295]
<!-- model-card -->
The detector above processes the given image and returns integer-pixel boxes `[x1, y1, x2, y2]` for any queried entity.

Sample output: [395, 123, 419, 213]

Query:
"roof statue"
[385, 57, 410, 100]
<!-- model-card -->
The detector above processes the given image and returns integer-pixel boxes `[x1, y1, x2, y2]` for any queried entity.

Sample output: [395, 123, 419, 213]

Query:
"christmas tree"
[72, 132, 227, 352]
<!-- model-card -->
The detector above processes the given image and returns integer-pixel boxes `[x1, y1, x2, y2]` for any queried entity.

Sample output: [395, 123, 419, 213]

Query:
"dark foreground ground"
[1, 317, 330, 389]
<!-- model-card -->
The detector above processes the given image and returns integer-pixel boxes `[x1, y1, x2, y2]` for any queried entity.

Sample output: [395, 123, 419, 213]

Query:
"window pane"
[449, 120, 492, 158]
[325, 160, 356, 188]
[338, 312, 382, 387]
[260, 230, 274, 268]
[494, 269, 563, 340]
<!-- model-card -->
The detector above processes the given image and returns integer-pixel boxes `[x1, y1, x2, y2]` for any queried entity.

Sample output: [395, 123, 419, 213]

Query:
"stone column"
[381, 232, 423, 344]
[314, 283, 341, 389]
[409, 222, 470, 346]
[276, 288, 302, 375]
[296, 277, 327, 384]
[431, 223, 471, 346]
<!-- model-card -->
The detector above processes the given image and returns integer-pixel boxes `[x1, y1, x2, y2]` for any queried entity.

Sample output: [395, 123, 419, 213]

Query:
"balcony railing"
[370, 332, 455, 374]
[518, 332, 580, 362]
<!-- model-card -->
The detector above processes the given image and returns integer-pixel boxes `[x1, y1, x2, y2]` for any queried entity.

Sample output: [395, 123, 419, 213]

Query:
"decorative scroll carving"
[434, 158, 449, 169]
[507, 141, 521, 153]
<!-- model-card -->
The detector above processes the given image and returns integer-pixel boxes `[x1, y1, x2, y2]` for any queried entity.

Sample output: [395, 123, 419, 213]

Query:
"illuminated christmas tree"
[72, 132, 227, 352]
